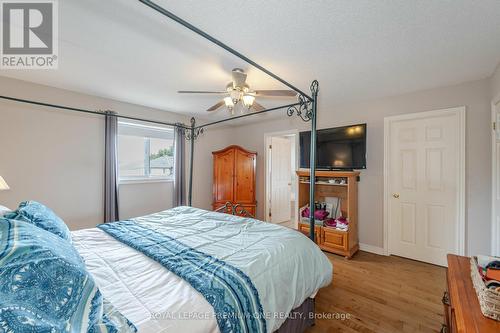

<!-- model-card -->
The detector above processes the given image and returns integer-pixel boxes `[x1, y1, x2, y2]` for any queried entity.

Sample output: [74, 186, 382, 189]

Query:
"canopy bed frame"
[0, 0, 320, 241]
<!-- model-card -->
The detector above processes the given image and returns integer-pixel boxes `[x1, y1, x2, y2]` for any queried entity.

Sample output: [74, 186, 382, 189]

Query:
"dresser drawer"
[298, 224, 321, 243]
[321, 227, 348, 251]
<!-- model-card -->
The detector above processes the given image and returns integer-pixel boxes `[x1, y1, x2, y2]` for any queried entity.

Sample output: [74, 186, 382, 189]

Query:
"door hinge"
[268, 210, 272, 217]
[269, 144, 272, 149]
[494, 122, 497, 131]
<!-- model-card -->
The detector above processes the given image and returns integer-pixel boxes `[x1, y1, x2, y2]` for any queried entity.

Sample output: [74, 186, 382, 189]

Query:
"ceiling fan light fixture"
[242, 94, 255, 108]
[224, 96, 234, 109]
[183, 68, 294, 115]
[230, 90, 241, 100]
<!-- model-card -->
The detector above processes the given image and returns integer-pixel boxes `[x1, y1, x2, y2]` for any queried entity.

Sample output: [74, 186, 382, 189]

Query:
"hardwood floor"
[307, 251, 446, 333]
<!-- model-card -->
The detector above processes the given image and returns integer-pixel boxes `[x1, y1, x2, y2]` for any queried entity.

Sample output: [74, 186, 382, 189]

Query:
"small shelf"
[299, 181, 348, 186]
[322, 225, 348, 233]
[300, 222, 349, 233]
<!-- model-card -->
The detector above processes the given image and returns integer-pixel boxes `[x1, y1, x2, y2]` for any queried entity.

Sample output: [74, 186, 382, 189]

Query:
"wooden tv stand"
[296, 170, 360, 259]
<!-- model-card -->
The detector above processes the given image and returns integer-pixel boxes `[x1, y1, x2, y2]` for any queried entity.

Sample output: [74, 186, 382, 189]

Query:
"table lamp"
[0, 176, 10, 190]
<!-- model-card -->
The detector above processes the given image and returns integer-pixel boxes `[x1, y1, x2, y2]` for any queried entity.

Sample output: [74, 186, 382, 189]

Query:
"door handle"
[392, 193, 400, 199]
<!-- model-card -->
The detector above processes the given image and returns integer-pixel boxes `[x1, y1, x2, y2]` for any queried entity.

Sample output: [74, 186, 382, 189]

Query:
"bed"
[72, 206, 333, 333]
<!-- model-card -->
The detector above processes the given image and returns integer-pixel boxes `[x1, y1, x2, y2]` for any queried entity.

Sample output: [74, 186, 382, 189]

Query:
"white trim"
[491, 92, 500, 256]
[383, 107, 466, 259]
[383, 117, 391, 256]
[458, 107, 466, 255]
[119, 178, 174, 185]
[359, 243, 386, 256]
[118, 120, 174, 132]
[264, 129, 299, 227]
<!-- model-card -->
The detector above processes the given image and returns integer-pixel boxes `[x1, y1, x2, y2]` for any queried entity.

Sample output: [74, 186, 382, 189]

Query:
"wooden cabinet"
[296, 170, 359, 259]
[298, 224, 321, 243]
[443, 255, 500, 333]
[298, 224, 354, 256]
[212, 145, 257, 217]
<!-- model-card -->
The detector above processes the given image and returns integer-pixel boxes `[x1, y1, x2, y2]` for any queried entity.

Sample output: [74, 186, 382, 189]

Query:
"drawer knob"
[442, 291, 450, 306]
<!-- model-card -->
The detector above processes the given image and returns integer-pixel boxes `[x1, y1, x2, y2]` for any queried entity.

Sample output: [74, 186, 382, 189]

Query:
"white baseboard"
[359, 243, 387, 256]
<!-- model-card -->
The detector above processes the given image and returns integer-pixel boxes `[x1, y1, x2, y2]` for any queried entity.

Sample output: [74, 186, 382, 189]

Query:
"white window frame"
[118, 121, 175, 184]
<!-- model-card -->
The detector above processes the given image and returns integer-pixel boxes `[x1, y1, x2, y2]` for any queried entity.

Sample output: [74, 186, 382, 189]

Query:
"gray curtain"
[174, 124, 186, 206]
[104, 112, 119, 222]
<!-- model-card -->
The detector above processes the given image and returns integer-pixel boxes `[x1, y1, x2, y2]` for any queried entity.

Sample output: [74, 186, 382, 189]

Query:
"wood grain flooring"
[307, 251, 446, 333]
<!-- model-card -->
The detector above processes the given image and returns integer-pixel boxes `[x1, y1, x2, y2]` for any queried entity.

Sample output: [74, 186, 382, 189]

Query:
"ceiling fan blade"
[231, 69, 247, 88]
[178, 90, 227, 94]
[206, 100, 225, 112]
[254, 90, 297, 97]
[251, 101, 266, 112]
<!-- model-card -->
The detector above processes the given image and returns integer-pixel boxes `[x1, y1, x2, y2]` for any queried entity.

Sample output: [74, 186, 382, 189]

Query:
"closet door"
[386, 107, 465, 266]
[213, 149, 235, 204]
[234, 148, 256, 204]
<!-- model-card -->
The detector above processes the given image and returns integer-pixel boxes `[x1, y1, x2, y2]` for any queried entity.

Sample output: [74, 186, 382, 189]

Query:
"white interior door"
[492, 101, 500, 256]
[270, 136, 292, 223]
[386, 108, 465, 266]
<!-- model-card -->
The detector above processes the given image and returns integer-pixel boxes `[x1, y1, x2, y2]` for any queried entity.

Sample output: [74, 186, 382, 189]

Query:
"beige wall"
[0, 74, 495, 255]
[190, 126, 233, 210]
[192, 79, 492, 255]
[119, 181, 174, 220]
[492, 63, 500, 99]
[0, 76, 188, 230]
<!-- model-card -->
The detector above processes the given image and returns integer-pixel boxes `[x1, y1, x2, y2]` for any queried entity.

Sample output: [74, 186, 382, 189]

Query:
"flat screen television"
[300, 124, 367, 170]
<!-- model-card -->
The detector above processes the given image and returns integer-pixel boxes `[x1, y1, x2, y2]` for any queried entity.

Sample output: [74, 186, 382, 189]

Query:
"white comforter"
[72, 206, 332, 333]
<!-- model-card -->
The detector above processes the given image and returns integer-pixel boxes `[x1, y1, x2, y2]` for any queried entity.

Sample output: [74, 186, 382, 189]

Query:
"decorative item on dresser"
[443, 254, 500, 332]
[212, 145, 257, 217]
[296, 170, 359, 259]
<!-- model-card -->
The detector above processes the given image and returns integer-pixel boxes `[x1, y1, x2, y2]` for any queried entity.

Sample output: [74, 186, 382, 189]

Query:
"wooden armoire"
[212, 145, 257, 217]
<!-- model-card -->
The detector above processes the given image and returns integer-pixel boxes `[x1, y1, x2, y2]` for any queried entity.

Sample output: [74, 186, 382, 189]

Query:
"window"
[118, 121, 175, 181]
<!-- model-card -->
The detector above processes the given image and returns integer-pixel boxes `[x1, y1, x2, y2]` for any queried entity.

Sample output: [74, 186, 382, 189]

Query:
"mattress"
[72, 207, 332, 332]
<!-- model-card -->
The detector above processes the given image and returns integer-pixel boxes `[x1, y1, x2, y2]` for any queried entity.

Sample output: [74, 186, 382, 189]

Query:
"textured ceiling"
[2, 0, 500, 121]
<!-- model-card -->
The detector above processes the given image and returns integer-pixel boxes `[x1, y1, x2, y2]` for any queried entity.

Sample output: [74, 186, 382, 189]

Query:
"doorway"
[265, 131, 298, 228]
[384, 107, 465, 266]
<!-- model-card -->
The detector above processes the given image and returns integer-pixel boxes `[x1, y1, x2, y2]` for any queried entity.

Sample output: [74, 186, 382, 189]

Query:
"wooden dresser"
[212, 145, 257, 217]
[296, 170, 359, 259]
[443, 254, 500, 332]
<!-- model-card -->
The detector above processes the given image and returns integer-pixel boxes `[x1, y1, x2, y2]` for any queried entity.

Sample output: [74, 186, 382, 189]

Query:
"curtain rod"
[195, 102, 301, 129]
[138, 0, 313, 101]
[0, 95, 191, 130]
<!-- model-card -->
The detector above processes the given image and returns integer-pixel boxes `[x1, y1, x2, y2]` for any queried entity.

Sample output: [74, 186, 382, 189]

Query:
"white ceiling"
[2, 0, 500, 121]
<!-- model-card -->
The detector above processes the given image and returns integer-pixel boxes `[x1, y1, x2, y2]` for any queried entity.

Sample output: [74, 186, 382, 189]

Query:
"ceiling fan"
[178, 68, 298, 114]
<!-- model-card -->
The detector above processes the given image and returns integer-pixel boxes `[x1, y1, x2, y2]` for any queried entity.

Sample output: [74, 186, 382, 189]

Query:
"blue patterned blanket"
[98, 220, 267, 333]
[0, 218, 137, 333]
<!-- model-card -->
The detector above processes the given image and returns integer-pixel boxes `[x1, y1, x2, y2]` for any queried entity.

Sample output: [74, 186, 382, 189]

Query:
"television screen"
[300, 124, 367, 170]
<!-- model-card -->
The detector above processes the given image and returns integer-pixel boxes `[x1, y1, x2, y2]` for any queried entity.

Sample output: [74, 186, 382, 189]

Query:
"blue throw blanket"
[98, 220, 267, 333]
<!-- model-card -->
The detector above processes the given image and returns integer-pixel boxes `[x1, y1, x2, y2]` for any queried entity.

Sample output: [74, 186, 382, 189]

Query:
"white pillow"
[0, 205, 12, 217]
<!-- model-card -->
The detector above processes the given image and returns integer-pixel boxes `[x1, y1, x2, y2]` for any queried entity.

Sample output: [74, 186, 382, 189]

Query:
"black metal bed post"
[309, 81, 319, 241]
[188, 117, 195, 206]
